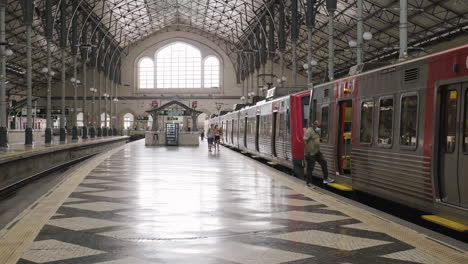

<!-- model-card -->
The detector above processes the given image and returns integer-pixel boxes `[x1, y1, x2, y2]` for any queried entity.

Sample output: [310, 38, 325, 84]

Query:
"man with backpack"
[303, 120, 334, 186]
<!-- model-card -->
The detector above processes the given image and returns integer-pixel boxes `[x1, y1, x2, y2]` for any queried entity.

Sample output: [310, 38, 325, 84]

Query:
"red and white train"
[208, 44, 468, 228]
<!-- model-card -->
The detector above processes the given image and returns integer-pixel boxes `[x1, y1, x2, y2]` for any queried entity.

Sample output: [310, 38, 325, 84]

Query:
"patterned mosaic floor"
[12, 141, 453, 263]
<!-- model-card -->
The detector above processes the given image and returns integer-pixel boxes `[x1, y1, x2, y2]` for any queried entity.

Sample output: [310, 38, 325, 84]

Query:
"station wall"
[42, 30, 307, 129]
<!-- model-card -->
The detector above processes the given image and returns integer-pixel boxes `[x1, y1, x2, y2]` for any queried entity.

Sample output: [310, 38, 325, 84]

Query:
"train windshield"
[301, 96, 310, 128]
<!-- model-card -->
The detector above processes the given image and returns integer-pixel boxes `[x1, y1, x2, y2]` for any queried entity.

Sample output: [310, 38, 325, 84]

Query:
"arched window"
[77, 112, 84, 127]
[204, 56, 220, 88]
[139, 57, 154, 89]
[156, 42, 202, 88]
[123, 113, 134, 129]
[101, 113, 110, 127]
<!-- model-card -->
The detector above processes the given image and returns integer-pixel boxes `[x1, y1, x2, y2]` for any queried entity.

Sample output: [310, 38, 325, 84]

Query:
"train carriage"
[207, 44, 468, 226]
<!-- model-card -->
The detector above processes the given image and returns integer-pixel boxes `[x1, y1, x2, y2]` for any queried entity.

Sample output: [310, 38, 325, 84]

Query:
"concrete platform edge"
[225, 148, 468, 264]
[0, 143, 126, 264]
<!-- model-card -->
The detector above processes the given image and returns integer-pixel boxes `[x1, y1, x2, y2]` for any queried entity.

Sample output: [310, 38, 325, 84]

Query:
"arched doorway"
[123, 113, 134, 129]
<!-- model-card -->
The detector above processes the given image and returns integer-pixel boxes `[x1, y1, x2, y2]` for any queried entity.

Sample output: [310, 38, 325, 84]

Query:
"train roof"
[312, 44, 468, 89]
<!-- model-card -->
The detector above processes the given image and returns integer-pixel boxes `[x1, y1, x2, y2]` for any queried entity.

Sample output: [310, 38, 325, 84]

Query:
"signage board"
[266, 87, 276, 99]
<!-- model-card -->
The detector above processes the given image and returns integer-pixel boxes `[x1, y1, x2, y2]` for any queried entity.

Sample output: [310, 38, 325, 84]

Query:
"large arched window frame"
[203, 56, 220, 89]
[136, 41, 222, 90]
[138, 57, 155, 89]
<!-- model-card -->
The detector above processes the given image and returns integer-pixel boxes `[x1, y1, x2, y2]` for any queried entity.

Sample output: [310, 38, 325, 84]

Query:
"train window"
[444, 90, 457, 153]
[378, 97, 394, 146]
[360, 100, 374, 144]
[302, 96, 310, 129]
[321, 106, 329, 142]
[465, 91, 468, 153]
[400, 95, 418, 148]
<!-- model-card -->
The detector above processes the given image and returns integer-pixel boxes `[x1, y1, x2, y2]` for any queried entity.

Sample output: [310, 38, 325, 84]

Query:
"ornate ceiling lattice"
[3, 0, 468, 96]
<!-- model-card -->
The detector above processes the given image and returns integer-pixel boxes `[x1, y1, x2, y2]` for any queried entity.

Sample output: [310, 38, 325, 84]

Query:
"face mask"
[315, 128, 321, 133]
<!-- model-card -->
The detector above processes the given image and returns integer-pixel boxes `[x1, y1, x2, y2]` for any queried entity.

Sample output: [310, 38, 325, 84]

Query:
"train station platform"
[0, 140, 466, 264]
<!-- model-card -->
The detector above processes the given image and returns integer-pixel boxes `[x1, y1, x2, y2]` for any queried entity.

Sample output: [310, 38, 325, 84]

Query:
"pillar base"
[97, 127, 102, 137]
[25, 127, 33, 145]
[60, 128, 66, 142]
[103, 127, 108, 137]
[0, 127, 8, 148]
[89, 127, 96, 138]
[113, 128, 118, 136]
[72, 126, 78, 140]
[108, 128, 113, 136]
[82, 126, 88, 139]
[45, 127, 52, 144]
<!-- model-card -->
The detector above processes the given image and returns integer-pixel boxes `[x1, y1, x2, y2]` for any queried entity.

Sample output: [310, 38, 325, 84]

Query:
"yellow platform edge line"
[251, 155, 260, 158]
[327, 183, 353, 192]
[421, 215, 468, 232]
[267, 161, 279, 165]
[241, 151, 248, 154]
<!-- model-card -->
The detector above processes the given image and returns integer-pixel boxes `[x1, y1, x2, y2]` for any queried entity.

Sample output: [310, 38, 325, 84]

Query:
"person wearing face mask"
[303, 120, 334, 186]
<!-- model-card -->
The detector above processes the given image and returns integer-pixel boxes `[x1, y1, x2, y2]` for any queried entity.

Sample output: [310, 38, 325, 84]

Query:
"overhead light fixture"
[348, 39, 357, 48]
[4, 49, 13, 57]
[363, 31, 373, 41]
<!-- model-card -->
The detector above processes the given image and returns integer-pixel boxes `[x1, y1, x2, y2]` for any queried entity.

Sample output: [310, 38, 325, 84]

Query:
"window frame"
[463, 88, 468, 154]
[320, 104, 330, 143]
[155, 42, 202, 89]
[399, 92, 419, 151]
[359, 98, 374, 146]
[377, 95, 395, 149]
[137, 57, 155, 89]
[203, 55, 221, 89]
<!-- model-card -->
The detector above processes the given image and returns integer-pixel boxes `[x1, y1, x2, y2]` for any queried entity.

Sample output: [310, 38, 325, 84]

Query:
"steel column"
[278, 1, 286, 88]
[59, 0, 67, 142]
[357, 0, 363, 64]
[81, 21, 89, 139]
[291, 0, 298, 88]
[307, 28, 314, 89]
[90, 68, 96, 138]
[71, 1, 78, 140]
[268, 9, 275, 84]
[44, 0, 53, 144]
[97, 72, 102, 136]
[327, 9, 335, 81]
[399, 0, 408, 61]
[24, 0, 33, 145]
[45, 40, 52, 144]
[0, 0, 7, 148]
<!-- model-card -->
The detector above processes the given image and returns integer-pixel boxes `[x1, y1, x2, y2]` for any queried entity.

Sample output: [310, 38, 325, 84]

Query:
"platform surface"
[0, 141, 466, 264]
[0, 136, 127, 161]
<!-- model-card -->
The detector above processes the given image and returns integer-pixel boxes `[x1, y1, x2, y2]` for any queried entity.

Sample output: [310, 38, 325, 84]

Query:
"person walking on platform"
[219, 126, 224, 144]
[213, 125, 221, 152]
[303, 120, 334, 186]
[200, 130, 205, 141]
[207, 124, 215, 152]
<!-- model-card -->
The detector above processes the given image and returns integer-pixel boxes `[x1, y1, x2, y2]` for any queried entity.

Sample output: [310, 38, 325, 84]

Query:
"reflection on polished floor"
[7, 141, 462, 263]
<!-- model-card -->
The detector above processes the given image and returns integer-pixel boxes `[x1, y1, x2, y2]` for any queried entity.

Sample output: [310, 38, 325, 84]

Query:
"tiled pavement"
[6, 141, 461, 263]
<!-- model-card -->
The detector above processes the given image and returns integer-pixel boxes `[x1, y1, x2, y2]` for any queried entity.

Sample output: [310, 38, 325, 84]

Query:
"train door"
[255, 115, 260, 152]
[438, 82, 468, 207]
[244, 117, 248, 148]
[231, 119, 234, 144]
[337, 100, 353, 175]
[272, 112, 278, 157]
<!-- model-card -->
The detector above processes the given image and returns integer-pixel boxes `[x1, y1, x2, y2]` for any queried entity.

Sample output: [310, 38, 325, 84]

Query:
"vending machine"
[165, 123, 179, 146]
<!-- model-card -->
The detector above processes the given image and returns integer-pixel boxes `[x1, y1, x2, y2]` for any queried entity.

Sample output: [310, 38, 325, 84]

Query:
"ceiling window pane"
[204, 56, 220, 88]
[139, 57, 154, 89]
[156, 42, 202, 89]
